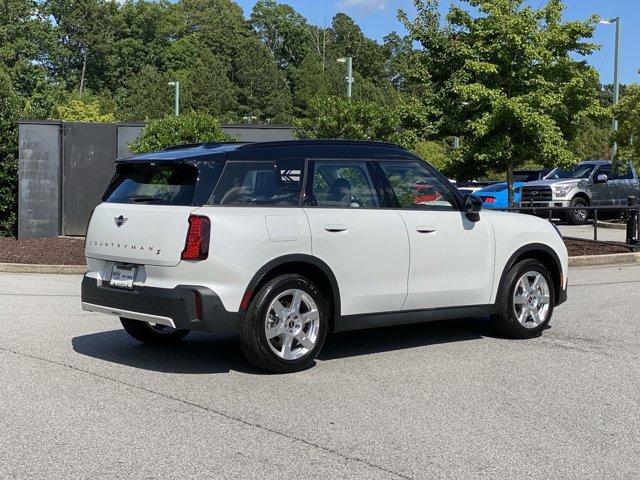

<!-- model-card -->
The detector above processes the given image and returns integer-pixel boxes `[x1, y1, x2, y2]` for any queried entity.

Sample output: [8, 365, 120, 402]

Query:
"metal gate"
[62, 123, 118, 236]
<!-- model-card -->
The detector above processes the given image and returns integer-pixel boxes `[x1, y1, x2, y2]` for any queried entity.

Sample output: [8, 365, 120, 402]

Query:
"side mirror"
[463, 194, 482, 222]
[594, 173, 608, 184]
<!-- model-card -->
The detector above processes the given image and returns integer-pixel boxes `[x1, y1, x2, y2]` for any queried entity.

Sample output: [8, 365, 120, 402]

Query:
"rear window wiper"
[129, 195, 169, 204]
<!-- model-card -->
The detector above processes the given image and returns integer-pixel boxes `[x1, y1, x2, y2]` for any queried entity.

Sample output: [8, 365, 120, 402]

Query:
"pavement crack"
[0, 345, 415, 480]
[570, 280, 640, 287]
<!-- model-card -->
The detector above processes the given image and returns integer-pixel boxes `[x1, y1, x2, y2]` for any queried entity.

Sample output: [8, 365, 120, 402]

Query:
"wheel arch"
[571, 191, 590, 204]
[242, 254, 341, 330]
[497, 243, 563, 306]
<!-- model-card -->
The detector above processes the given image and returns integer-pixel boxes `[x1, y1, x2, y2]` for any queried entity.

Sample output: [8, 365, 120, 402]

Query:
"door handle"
[324, 224, 348, 233]
[416, 226, 437, 234]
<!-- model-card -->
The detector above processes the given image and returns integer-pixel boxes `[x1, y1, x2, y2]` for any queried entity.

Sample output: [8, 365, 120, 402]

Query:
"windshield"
[547, 164, 595, 179]
[513, 172, 541, 182]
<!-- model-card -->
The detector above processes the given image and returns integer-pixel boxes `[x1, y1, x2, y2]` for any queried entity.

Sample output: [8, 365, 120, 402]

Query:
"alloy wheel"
[265, 289, 320, 360]
[512, 271, 551, 329]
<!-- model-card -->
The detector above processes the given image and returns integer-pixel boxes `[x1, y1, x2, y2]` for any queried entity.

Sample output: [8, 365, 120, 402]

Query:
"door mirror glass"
[464, 194, 483, 213]
[463, 194, 482, 222]
[594, 173, 608, 184]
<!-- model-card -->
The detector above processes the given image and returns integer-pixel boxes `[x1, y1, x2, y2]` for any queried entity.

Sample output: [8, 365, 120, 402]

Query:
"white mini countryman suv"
[82, 140, 568, 373]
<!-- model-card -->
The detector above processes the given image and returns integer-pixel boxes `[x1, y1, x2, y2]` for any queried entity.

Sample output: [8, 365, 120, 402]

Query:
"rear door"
[303, 159, 409, 316]
[85, 162, 209, 267]
[618, 163, 639, 202]
[377, 160, 495, 309]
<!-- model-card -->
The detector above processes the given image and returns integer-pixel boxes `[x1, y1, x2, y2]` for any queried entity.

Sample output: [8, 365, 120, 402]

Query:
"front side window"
[306, 161, 380, 208]
[208, 159, 303, 206]
[379, 161, 458, 210]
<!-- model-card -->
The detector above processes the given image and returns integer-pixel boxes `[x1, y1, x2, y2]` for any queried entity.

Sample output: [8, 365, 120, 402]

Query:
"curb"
[595, 220, 627, 230]
[568, 252, 640, 267]
[0, 263, 87, 274]
[2, 252, 640, 274]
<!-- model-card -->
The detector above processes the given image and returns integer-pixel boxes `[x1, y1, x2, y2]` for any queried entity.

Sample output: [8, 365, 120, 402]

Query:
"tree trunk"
[506, 162, 514, 208]
[79, 51, 87, 93]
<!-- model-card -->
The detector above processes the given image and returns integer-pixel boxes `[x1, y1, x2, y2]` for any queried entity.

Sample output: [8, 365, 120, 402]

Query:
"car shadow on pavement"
[319, 316, 495, 361]
[72, 316, 500, 374]
[71, 330, 258, 375]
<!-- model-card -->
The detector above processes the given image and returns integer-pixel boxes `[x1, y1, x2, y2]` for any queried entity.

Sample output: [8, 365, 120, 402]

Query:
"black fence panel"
[18, 122, 62, 238]
[61, 123, 118, 236]
[18, 121, 295, 237]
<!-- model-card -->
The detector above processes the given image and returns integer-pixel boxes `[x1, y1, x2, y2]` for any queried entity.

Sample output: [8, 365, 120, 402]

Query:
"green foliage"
[614, 84, 640, 166]
[129, 112, 234, 154]
[399, 0, 605, 188]
[411, 140, 452, 173]
[294, 96, 405, 145]
[55, 99, 116, 122]
[0, 68, 22, 236]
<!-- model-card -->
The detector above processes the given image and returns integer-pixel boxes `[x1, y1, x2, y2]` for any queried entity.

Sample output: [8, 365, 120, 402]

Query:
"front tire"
[120, 318, 190, 345]
[565, 196, 589, 225]
[493, 259, 555, 339]
[239, 274, 328, 373]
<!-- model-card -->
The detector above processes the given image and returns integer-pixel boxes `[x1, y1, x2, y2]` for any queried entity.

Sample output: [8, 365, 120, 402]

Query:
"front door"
[377, 161, 495, 310]
[303, 159, 409, 316]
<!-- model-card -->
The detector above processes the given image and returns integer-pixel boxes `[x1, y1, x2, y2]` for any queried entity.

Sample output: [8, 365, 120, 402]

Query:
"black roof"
[117, 140, 410, 163]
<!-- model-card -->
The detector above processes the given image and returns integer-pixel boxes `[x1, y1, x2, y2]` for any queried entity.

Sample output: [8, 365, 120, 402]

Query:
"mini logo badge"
[531, 191, 538, 196]
[114, 215, 128, 227]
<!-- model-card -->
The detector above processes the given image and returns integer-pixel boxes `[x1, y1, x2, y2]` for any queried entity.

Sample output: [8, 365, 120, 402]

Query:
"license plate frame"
[109, 265, 138, 290]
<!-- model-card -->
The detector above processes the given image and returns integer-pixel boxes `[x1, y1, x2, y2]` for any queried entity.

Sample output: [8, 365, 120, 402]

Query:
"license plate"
[110, 265, 137, 289]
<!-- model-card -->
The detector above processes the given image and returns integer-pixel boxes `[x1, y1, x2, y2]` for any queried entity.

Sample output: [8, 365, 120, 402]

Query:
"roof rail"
[162, 141, 249, 151]
[236, 139, 402, 150]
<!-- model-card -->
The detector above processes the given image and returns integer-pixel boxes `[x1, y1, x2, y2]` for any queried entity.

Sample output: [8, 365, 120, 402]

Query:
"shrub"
[0, 69, 22, 236]
[130, 112, 234, 154]
[55, 99, 117, 123]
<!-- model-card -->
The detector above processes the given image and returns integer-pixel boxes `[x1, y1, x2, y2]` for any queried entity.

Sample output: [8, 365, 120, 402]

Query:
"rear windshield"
[104, 164, 198, 205]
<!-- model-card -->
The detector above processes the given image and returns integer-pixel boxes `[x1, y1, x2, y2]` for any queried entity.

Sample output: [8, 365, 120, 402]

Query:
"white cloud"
[334, 0, 387, 14]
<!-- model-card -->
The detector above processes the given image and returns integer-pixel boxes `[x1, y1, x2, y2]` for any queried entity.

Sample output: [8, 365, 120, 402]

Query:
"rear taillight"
[481, 196, 496, 204]
[181, 215, 210, 260]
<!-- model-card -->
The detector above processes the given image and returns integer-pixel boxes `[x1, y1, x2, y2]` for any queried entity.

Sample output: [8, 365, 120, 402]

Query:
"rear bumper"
[81, 276, 243, 334]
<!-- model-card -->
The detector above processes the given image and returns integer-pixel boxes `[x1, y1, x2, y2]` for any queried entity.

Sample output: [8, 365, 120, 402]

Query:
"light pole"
[168, 81, 180, 116]
[598, 17, 621, 157]
[337, 57, 353, 99]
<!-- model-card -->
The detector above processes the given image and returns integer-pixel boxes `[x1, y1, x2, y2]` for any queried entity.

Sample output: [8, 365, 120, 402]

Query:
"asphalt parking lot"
[1, 265, 639, 480]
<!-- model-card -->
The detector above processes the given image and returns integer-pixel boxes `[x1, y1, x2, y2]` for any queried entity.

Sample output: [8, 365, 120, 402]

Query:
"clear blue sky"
[235, 0, 639, 85]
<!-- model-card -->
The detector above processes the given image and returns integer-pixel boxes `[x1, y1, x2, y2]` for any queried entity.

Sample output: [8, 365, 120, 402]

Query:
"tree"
[129, 112, 234, 154]
[0, 0, 56, 96]
[46, 0, 118, 92]
[250, 0, 311, 70]
[0, 69, 22, 236]
[399, 0, 605, 203]
[115, 65, 173, 121]
[613, 83, 640, 166]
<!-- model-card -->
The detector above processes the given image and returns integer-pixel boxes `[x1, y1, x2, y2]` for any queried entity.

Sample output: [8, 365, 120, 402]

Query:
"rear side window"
[104, 164, 198, 205]
[208, 160, 303, 206]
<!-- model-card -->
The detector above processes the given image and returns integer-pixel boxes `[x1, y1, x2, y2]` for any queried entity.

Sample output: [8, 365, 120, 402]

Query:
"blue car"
[474, 182, 524, 209]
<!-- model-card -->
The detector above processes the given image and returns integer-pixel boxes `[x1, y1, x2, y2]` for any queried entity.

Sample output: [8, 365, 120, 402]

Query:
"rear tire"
[492, 259, 555, 339]
[565, 196, 589, 225]
[120, 318, 190, 345]
[239, 274, 328, 373]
